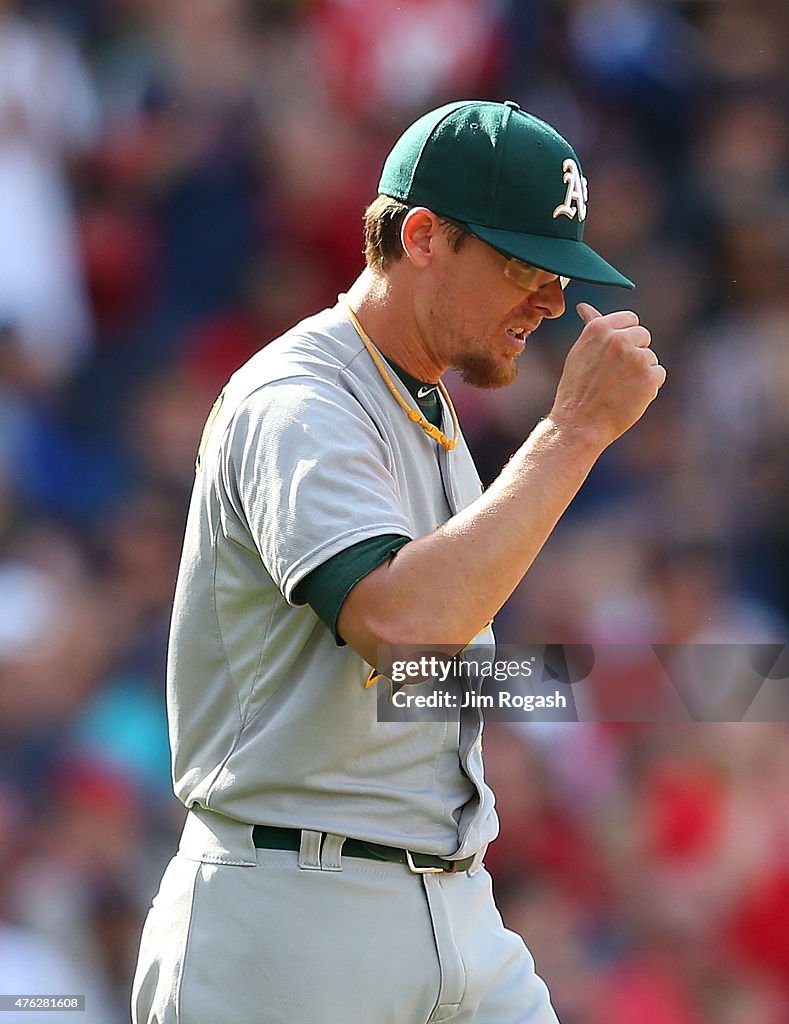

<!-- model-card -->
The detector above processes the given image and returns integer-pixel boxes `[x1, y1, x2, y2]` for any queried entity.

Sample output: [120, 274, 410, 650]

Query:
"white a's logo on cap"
[553, 159, 588, 222]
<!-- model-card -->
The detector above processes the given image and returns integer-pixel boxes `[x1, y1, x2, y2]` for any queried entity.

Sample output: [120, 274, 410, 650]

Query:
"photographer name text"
[391, 689, 567, 711]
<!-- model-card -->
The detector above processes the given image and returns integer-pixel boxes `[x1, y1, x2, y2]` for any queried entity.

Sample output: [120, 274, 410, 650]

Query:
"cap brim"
[465, 223, 635, 289]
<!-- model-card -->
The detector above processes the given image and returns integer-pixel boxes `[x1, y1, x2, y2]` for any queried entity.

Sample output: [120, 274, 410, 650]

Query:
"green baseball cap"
[378, 99, 634, 289]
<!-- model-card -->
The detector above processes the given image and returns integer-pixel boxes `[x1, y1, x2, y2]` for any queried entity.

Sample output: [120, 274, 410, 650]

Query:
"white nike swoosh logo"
[417, 386, 436, 399]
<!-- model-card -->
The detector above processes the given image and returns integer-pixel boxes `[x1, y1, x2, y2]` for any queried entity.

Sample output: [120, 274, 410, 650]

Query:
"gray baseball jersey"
[167, 299, 497, 859]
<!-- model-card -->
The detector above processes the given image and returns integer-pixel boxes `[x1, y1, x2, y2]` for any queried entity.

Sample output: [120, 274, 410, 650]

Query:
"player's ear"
[400, 207, 439, 269]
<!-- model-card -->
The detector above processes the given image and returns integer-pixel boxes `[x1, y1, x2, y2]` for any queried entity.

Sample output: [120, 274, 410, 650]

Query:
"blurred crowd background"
[0, 0, 786, 1020]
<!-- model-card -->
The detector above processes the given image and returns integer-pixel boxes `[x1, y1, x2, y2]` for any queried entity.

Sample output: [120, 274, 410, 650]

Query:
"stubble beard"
[455, 350, 519, 389]
[430, 293, 520, 389]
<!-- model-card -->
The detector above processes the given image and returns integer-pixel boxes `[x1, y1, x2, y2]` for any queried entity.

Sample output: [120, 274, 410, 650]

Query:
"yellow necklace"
[343, 301, 459, 452]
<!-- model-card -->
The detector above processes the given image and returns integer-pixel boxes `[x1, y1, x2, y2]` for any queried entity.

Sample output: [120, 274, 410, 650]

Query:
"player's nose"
[529, 278, 566, 319]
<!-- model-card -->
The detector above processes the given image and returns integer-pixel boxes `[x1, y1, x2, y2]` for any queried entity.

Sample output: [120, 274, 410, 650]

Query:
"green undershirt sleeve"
[293, 533, 412, 645]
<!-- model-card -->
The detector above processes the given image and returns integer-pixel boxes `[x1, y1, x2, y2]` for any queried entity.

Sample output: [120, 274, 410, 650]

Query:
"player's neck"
[344, 269, 445, 384]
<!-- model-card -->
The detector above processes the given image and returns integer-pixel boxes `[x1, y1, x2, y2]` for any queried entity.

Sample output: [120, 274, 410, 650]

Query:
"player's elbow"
[337, 596, 424, 666]
[337, 570, 473, 665]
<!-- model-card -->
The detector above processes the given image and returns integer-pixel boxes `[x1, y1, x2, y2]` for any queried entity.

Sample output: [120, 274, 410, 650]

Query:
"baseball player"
[132, 100, 664, 1024]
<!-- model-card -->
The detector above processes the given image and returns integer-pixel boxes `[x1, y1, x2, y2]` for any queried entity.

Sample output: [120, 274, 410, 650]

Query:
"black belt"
[252, 825, 474, 874]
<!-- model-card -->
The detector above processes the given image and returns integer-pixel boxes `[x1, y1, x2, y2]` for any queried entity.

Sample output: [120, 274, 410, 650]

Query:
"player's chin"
[458, 352, 520, 390]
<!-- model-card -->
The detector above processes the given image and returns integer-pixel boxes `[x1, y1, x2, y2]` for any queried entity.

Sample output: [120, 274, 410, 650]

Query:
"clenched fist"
[549, 302, 666, 449]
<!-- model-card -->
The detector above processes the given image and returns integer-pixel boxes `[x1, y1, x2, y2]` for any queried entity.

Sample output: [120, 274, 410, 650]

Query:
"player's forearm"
[338, 415, 604, 661]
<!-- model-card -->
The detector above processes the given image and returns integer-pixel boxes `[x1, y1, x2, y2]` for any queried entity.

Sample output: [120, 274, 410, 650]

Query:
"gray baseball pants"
[132, 808, 560, 1024]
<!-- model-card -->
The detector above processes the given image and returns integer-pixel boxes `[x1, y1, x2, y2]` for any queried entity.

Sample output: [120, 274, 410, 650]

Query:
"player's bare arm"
[338, 301, 666, 663]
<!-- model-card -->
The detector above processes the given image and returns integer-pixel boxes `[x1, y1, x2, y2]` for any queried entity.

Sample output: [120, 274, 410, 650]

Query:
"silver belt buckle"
[405, 850, 444, 874]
